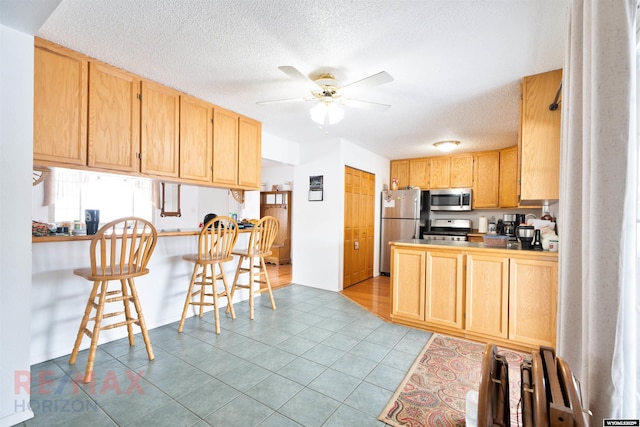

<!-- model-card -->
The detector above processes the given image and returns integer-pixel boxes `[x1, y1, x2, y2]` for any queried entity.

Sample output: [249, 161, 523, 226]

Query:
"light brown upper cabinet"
[34, 38, 88, 167]
[88, 62, 140, 173]
[429, 157, 451, 189]
[140, 81, 180, 178]
[179, 95, 213, 183]
[450, 154, 474, 188]
[519, 69, 562, 203]
[409, 158, 430, 189]
[499, 146, 519, 207]
[238, 116, 262, 189]
[34, 38, 262, 190]
[390, 160, 410, 188]
[473, 150, 500, 208]
[212, 107, 239, 186]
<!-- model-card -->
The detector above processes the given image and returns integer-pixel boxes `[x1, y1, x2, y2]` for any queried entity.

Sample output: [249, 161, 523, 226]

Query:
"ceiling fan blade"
[278, 66, 319, 88]
[340, 71, 393, 91]
[256, 96, 314, 105]
[343, 98, 391, 112]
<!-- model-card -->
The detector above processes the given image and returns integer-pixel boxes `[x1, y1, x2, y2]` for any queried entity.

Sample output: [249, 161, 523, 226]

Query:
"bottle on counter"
[532, 229, 543, 250]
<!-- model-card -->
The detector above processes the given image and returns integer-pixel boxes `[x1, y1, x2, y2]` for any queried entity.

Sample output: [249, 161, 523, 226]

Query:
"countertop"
[390, 238, 558, 258]
[32, 227, 253, 243]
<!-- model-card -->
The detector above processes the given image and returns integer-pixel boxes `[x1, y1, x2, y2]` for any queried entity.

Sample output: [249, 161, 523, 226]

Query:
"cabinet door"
[450, 154, 473, 188]
[472, 151, 500, 208]
[179, 95, 213, 182]
[238, 116, 262, 189]
[33, 39, 88, 166]
[520, 69, 562, 202]
[465, 254, 509, 338]
[212, 107, 239, 186]
[499, 146, 519, 207]
[409, 158, 430, 189]
[509, 258, 558, 347]
[429, 157, 451, 189]
[425, 251, 464, 329]
[390, 160, 409, 188]
[391, 247, 426, 321]
[140, 81, 180, 178]
[88, 62, 140, 172]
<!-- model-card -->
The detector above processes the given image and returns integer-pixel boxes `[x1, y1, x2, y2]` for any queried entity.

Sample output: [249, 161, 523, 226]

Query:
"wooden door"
[390, 160, 409, 188]
[88, 62, 140, 172]
[238, 116, 262, 189]
[33, 38, 88, 166]
[212, 107, 239, 186]
[473, 151, 500, 208]
[509, 258, 558, 347]
[409, 158, 430, 189]
[499, 146, 519, 207]
[179, 95, 213, 182]
[425, 250, 464, 329]
[520, 69, 562, 201]
[429, 157, 451, 189]
[390, 246, 426, 321]
[140, 80, 180, 178]
[343, 166, 375, 288]
[465, 254, 509, 339]
[450, 154, 473, 188]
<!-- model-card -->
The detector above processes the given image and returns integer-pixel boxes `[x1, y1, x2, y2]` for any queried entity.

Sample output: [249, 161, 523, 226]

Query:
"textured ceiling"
[10, 0, 569, 160]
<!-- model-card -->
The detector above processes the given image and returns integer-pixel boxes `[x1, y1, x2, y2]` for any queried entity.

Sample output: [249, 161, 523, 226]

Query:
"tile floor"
[18, 284, 432, 427]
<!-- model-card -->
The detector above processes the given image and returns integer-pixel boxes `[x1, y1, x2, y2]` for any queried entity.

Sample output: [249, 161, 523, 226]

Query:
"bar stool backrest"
[248, 216, 279, 256]
[198, 216, 238, 261]
[89, 217, 157, 278]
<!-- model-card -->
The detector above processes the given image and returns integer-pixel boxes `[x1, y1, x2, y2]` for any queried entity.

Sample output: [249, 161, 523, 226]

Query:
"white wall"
[262, 131, 300, 166]
[0, 25, 35, 426]
[291, 138, 390, 291]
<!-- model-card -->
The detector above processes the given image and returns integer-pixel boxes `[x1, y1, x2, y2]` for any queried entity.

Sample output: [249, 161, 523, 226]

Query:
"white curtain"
[558, 0, 639, 422]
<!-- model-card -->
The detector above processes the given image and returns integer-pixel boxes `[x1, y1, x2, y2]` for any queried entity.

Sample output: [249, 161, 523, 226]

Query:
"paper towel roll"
[478, 216, 488, 233]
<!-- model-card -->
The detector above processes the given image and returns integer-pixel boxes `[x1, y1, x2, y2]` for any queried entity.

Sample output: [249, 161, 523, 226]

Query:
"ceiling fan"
[257, 66, 393, 126]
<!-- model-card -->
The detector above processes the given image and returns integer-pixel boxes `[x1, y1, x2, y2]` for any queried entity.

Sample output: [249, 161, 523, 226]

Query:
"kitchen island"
[390, 239, 558, 351]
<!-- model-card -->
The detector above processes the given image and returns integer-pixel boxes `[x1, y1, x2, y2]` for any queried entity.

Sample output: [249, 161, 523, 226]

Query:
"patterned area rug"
[379, 333, 527, 427]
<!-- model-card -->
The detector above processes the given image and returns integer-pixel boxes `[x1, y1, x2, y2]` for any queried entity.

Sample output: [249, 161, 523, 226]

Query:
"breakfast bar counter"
[30, 228, 254, 365]
[389, 239, 558, 352]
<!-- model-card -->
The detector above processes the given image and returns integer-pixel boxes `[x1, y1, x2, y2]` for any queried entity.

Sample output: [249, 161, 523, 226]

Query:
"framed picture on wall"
[309, 175, 323, 201]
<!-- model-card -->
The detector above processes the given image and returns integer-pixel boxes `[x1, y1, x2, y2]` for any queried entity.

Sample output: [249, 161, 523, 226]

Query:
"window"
[51, 169, 153, 225]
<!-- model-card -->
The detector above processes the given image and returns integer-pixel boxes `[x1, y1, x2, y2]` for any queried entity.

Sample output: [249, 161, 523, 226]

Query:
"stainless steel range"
[423, 219, 471, 241]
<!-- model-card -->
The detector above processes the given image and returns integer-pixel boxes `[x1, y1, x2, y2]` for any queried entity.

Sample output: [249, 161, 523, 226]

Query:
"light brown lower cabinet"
[390, 243, 558, 351]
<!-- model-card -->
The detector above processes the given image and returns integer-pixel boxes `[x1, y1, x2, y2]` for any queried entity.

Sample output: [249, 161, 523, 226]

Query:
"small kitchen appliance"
[516, 225, 535, 250]
[423, 219, 472, 241]
[502, 213, 518, 237]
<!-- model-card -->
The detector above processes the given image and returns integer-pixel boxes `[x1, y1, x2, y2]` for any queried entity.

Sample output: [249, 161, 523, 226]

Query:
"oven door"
[430, 188, 472, 211]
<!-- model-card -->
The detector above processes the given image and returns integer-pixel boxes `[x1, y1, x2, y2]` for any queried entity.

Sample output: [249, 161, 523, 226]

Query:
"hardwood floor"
[264, 264, 391, 322]
[341, 275, 391, 322]
[265, 263, 293, 289]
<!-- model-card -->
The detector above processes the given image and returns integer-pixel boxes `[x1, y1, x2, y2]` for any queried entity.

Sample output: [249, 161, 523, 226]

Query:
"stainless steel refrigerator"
[380, 188, 422, 275]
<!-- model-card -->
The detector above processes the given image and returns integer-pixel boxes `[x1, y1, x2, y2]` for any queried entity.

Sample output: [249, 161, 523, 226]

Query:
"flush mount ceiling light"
[310, 100, 344, 125]
[434, 140, 460, 152]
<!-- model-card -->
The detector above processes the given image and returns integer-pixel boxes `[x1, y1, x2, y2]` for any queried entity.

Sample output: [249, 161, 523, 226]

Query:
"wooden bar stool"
[228, 216, 279, 320]
[178, 216, 239, 334]
[70, 217, 157, 383]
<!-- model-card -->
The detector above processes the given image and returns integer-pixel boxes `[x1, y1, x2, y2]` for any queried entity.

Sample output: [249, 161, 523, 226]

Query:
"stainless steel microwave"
[429, 188, 472, 211]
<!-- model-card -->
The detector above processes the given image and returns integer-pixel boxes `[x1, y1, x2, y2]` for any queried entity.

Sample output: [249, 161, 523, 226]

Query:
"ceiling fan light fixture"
[434, 140, 460, 152]
[310, 101, 344, 125]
